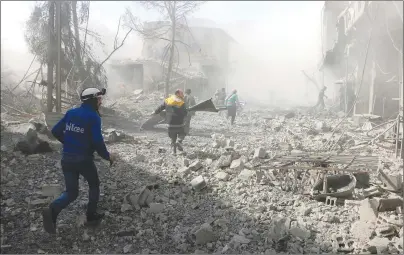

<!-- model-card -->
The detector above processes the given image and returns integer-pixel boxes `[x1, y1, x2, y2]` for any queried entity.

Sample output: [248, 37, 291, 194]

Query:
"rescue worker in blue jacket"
[153, 89, 188, 155]
[42, 87, 116, 234]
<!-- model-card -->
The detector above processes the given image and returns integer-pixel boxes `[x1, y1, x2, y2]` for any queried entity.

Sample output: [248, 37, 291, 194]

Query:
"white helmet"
[80, 88, 106, 101]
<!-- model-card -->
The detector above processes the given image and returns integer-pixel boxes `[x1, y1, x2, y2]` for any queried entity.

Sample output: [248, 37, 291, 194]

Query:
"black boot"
[86, 211, 105, 226]
[42, 206, 57, 234]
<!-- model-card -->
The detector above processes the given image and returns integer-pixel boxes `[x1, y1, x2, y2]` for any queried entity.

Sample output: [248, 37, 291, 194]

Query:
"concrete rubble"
[0, 92, 402, 254]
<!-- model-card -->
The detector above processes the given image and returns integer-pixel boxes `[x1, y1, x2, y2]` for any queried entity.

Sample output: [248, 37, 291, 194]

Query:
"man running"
[42, 87, 116, 234]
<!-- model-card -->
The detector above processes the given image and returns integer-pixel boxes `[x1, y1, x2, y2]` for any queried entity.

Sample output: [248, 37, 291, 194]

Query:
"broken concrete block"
[217, 154, 232, 168]
[315, 121, 326, 131]
[121, 203, 132, 212]
[135, 154, 146, 162]
[140, 188, 153, 206]
[230, 158, 244, 170]
[123, 244, 132, 254]
[191, 176, 206, 191]
[105, 131, 119, 143]
[238, 169, 255, 181]
[188, 160, 202, 171]
[41, 184, 62, 197]
[289, 226, 311, 239]
[378, 197, 403, 212]
[212, 141, 220, 148]
[215, 171, 229, 181]
[354, 172, 370, 188]
[178, 167, 191, 176]
[147, 203, 164, 214]
[378, 171, 403, 191]
[193, 224, 215, 245]
[231, 234, 251, 244]
[363, 186, 383, 198]
[180, 158, 190, 167]
[298, 206, 312, 216]
[226, 140, 235, 147]
[367, 237, 390, 254]
[253, 148, 266, 159]
[376, 225, 397, 237]
[291, 150, 304, 155]
[359, 198, 379, 222]
[325, 196, 338, 206]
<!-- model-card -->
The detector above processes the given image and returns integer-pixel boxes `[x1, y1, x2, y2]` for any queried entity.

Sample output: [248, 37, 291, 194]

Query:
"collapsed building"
[320, 1, 403, 118]
[108, 22, 236, 98]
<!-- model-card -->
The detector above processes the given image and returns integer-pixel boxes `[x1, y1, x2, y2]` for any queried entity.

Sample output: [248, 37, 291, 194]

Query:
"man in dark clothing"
[314, 86, 328, 111]
[42, 87, 116, 234]
[184, 89, 196, 136]
[154, 89, 188, 155]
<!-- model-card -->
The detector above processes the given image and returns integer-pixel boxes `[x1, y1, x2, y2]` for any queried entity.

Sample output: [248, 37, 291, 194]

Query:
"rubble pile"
[0, 100, 402, 254]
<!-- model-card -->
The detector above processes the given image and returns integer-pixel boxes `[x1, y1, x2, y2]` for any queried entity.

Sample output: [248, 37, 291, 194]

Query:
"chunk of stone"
[367, 237, 390, 254]
[253, 148, 266, 159]
[230, 158, 244, 170]
[148, 203, 164, 214]
[215, 172, 229, 181]
[15, 123, 38, 142]
[180, 158, 190, 167]
[106, 131, 119, 143]
[188, 160, 202, 171]
[226, 140, 235, 147]
[298, 205, 312, 216]
[41, 184, 62, 197]
[231, 234, 251, 244]
[378, 197, 403, 212]
[315, 121, 327, 132]
[135, 154, 146, 162]
[178, 167, 191, 176]
[29, 199, 48, 205]
[217, 154, 232, 168]
[378, 171, 403, 191]
[191, 176, 206, 191]
[363, 186, 383, 198]
[193, 224, 215, 245]
[121, 203, 132, 212]
[123, 244, 132, 254]
[289, 226, 311, 239]
[238, 169, 255, 181]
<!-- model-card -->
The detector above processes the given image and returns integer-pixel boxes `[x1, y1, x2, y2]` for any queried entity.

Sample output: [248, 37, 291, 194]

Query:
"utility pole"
[46, 1, 55, 112]
[55, 1, 62, 113]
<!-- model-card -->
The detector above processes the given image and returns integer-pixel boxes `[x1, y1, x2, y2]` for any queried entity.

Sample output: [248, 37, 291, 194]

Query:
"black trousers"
[51, 160, 100, 217]
[168, 126, 185, 146]
[227, 105, 237, 125]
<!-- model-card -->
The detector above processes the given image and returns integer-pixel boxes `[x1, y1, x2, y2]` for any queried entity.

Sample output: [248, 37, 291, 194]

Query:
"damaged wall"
[321, 1, 403, 118]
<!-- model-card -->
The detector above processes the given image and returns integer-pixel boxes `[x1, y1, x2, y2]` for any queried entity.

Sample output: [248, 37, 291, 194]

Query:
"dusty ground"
[0, 94, 403, 254]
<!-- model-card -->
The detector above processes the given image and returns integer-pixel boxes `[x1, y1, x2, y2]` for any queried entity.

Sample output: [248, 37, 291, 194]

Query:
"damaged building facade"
[108, 22, 236, 98]
[320, 1, 403, 119]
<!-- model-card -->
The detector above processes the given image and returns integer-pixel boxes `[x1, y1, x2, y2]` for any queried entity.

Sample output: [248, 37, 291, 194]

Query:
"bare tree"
[125, 1, 204, 97]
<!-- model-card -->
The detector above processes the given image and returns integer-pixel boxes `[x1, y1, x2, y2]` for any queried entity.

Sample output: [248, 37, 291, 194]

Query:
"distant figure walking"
[184, 89, 196, 136]
[225, 89, 240, 125]
[314, 86, 327, 111]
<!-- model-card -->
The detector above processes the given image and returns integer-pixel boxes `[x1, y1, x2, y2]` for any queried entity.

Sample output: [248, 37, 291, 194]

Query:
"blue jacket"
[51, 104, 110, 163]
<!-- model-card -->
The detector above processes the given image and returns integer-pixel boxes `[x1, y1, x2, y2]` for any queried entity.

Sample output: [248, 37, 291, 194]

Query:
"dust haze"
[1, 1, 323, 107]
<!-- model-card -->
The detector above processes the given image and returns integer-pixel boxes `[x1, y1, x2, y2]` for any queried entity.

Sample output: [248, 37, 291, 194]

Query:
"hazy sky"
[1, 1, 324, 105]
